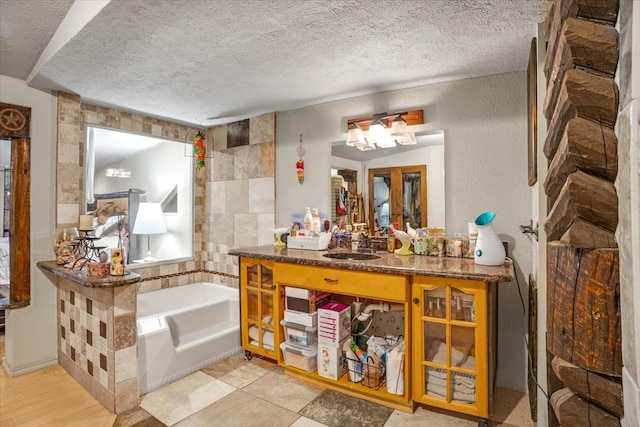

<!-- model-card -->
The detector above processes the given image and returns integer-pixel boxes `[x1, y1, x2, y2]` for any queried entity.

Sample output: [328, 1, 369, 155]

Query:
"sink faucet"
[357, 232, 374, 253]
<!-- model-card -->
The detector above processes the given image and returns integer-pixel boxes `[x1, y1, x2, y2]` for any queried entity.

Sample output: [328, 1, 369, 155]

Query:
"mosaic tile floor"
[115, 353, 534, 427]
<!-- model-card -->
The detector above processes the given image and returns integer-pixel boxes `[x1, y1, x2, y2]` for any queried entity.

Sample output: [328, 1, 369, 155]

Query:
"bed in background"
[88, 188, 145, 264]
[0, 236, 8, 329]
[0, 236, 9, 285]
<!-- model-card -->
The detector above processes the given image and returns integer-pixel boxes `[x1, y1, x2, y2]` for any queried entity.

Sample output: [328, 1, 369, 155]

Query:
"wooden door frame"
[0, 102, 31, 308]
[368, 165, 427, 233]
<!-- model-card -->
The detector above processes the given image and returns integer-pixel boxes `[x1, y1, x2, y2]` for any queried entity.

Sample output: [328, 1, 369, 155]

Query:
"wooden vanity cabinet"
[239, 258, 281, 360]
[274, 262, 413, 411]
[411, 276, 492, 419]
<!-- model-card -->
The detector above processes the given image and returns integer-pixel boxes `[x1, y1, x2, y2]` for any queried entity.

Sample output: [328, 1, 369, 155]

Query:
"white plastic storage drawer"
[281, 320, 318, 348]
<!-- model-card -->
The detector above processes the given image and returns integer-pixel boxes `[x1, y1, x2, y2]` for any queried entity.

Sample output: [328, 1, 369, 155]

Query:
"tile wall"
[55, 92, 275, 290]
[57, 276, 138, 413]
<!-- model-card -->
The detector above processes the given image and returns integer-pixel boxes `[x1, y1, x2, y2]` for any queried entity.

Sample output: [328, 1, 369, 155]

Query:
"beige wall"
[0, 75, 58, 376]
[617, 1, 640, 426]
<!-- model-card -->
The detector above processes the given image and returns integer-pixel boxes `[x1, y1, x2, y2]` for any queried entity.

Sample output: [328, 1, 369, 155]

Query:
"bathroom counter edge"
[37, 260, 141, 288]
[228, 246, 515, 282]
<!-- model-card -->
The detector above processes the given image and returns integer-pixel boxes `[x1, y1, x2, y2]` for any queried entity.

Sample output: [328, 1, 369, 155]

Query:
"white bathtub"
[137, 282, 241, 394]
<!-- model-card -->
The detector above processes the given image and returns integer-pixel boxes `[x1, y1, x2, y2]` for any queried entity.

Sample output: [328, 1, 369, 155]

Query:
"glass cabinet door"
[413, 278, 488, 418]
[242, 260, 276, 356]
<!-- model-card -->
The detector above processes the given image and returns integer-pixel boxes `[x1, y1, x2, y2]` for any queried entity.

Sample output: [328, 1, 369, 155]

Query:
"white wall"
[0, 75, 58, 375]
[276, 71, 532, 392]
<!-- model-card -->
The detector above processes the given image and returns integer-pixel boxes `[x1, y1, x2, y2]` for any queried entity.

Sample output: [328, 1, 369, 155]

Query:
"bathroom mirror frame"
[83, 124, 195, 267]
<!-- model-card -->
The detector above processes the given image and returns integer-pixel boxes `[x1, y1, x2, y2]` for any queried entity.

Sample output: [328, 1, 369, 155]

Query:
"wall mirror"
[330, 130, 445, 233]
[84, 125, 193, 266]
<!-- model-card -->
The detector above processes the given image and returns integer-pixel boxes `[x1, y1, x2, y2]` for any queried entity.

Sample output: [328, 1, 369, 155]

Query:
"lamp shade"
[367, 121, 386, 146]
[346, 124, 365, 147]
[132, 202, 167, 235]
[390, 116, 408, 136]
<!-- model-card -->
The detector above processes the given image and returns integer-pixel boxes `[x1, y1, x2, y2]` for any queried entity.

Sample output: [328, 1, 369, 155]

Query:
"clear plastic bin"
[280, 342, 317, 373]
[280, 320, 318, 348]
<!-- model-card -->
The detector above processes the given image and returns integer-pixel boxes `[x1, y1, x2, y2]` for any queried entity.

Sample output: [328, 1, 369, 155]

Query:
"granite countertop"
[229, 246, 515, 282]
[37, 260, 142, 288]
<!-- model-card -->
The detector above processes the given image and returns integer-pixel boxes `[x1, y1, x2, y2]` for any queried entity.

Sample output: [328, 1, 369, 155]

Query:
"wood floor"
[0, 331, 116, 426]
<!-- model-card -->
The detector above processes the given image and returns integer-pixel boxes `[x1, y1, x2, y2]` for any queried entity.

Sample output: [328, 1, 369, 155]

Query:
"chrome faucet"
[357, 232, 374, 253]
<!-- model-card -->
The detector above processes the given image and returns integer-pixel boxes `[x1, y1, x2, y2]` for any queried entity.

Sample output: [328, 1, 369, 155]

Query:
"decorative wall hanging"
[296, 134, 305, 185]
[184, 128, 213, 169]
[193, 130, 206, 169]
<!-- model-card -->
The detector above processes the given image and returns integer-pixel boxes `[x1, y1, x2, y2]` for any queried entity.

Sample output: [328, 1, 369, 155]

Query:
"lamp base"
[141, 251, 156, 263]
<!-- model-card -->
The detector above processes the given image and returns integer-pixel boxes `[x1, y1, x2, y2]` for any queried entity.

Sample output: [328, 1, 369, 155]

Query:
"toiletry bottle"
[434, 298, 443, 318]
[312, 208, 321, 234]
[350, 342, 368, 364]
[304, 207, 313, 232]
[455, 296, 465, 320]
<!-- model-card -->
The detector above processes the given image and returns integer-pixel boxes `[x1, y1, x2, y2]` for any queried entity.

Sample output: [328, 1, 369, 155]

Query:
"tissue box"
[317, 338, 348, 380]
[284, 310, 317, 327]
[287, 233, 331, 250]
[318, 302, 351, 345]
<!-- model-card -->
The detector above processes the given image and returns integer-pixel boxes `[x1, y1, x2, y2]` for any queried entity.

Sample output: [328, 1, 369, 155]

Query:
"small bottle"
[455, 296, 465, 320]
[434, 298, 443, 318]
[304, 207, 313, 232]
[387, 228, 396, 253]
[471, 301, 476, 323]
[426, 300, 434, 317]
[312, 208, 321, 234]
[350, 342, 368, 364]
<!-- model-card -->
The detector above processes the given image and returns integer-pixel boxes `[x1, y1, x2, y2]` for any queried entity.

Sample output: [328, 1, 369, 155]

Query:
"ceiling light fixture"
[105, 168, 131, 178]
[345, 109, 423, 150]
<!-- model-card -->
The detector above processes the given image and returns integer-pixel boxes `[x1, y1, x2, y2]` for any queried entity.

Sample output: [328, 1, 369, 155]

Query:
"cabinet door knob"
[324, 278, 338, 284]
[413, 298, 420, 305]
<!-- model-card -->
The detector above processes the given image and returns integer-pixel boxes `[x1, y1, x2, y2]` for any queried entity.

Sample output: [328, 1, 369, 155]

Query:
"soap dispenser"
[312, 208, 321, 234]
[304, 207, 313, 233]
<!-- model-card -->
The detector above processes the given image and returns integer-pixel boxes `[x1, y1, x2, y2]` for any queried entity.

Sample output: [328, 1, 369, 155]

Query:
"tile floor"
[114, 353, 535, 427]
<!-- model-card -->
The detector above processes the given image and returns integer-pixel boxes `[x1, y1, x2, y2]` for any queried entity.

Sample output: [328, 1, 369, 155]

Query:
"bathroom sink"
[323, 252, 380, 261]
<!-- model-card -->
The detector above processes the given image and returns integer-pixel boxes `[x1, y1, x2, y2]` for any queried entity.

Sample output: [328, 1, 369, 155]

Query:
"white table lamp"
[132, 202, 167, 262]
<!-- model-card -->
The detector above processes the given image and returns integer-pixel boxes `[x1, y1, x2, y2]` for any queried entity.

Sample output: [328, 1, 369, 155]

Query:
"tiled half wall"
[57, 276, 138, 413]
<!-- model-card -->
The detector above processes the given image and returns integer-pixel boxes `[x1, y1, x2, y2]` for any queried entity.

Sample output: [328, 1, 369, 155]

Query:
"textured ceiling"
[0, 0, 545, 127]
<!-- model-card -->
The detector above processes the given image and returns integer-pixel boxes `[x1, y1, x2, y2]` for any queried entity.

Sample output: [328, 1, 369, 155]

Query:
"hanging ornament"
[296, 134, 305, 185]
[193, 130, 206, 169]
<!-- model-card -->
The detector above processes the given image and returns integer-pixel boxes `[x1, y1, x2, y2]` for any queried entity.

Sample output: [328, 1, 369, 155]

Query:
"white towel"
[248, 326, 274, 349]
[427, 382, 476, 403]
[427, 373, 475, 393]
[427, 341, 468, 366]
[459, 354, 476, 370]
[250, 339, 273, 350]
[453, 371, 476, 389]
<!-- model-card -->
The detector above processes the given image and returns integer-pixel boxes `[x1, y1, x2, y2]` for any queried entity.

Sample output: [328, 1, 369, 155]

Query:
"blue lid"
[475, 211, 496, 226]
